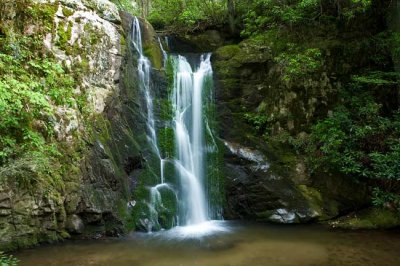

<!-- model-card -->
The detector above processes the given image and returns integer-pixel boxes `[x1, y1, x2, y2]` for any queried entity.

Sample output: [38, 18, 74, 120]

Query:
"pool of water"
[15, 221, 400, 266]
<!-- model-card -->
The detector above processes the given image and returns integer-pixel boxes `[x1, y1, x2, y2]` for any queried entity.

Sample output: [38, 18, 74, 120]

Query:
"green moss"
[57, 21, 73, 50]
[330, 207, 400, 229]
[298, 185, 328, 219]
[215, 45, 240, 60]
[120, 34, 126, 46]
[159, 99, 173, 121]
[144, 42, 163, 70]
[117, 200, 135, 232]
[158, 127, 175, 158]
[81, 58, 90, 72]
[59, 230, 70, 239]
[27, 3, 58, 30]
[213, 59, 241, 78]
[62, 7, 74, 18]
[158, 187, 178, 229]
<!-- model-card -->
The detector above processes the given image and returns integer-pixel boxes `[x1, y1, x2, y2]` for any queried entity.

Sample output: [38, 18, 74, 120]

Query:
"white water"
[158, 37, 168, 68]
[132, 17, 161, 161]
[132, 17, 166, 230]
[172, 55, 213, 226]
[132, 18, 225, 236]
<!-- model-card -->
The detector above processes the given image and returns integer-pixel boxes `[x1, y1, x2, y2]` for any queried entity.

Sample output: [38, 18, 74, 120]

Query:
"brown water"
[15, 222, 400, 266]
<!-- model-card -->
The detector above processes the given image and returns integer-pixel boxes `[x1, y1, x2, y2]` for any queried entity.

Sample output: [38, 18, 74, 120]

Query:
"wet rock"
[66, 214, 84, 234]
[268, 209, 298, 224]
[222, 140, 362, 224]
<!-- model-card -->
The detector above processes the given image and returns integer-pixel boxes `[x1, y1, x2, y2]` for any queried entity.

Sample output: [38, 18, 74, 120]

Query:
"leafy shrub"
[147, 0, 227, 32]
[372, 187, 400, 211]
[243, 112, 270, 133]
[239, 0, 373, 37]
[0, 35, 75, 165]
[275, 47, 323, 82]
[0, 252, 19, 266]
[305, 81, 400, 207]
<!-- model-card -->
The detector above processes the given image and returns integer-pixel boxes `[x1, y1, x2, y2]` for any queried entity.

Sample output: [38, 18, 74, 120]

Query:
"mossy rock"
[143, 42, 163, 70]
[181, 30, 224, 52]
[62, 7, 74, 17]
[298, 184, 339, 220]
[214, 45, 241, 60]
[329, 207, 400, 229]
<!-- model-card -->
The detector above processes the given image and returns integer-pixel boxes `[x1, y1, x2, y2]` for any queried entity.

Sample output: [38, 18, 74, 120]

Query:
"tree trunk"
[227, 0, 236, 34]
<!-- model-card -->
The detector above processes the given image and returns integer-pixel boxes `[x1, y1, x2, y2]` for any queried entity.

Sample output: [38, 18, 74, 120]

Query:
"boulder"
[66, 215, 84, 234]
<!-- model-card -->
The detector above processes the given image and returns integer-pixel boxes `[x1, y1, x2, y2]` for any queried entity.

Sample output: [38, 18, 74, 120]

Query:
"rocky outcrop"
[212, 30, 372, 224]
[222, 140, 368, 223]
[0, 0, 137, 251]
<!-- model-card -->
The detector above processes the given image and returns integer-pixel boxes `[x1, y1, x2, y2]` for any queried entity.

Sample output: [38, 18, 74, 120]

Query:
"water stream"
[131, 18, 223, 235]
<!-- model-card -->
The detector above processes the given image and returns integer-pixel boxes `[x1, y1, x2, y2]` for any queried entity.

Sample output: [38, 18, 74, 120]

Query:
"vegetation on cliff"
[0, 1, 78, 194]
[0, 0, 128, 252]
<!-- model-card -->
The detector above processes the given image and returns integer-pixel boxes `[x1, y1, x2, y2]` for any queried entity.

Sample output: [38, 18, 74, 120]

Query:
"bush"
[305, 81, 400, 208]
[239, 0, 373, 37]
[147, 0, 228, 32]
[0, 252, 19, 266]
[275, 47, 323, 82]
[0, 35, 75, 165]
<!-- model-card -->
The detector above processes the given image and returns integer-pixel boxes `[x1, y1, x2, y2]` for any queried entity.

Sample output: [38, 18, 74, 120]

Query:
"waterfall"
[132, 17, 166, 231]
[158, 37, 168, 68]
[131, 17, 161, 161]
[130, 18, 224, 235]
[172, 55, 211, 225]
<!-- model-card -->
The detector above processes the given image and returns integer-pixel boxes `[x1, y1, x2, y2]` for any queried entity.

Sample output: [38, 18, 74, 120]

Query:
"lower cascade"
[130, 18, 224, 236]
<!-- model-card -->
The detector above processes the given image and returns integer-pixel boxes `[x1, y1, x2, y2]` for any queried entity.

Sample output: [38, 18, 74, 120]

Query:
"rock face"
[0, 0, 151, 251]
[223, 141, 369, 223]
[212, 33, 371, 224]
[66, 214, 84, 234]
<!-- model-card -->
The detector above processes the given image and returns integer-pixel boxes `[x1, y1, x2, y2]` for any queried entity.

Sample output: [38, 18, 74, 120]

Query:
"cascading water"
[131, 18, 226, 237]
[131, 17, 160, 159]
[172, 55, 210, 226]
[132, 17, 167, 231]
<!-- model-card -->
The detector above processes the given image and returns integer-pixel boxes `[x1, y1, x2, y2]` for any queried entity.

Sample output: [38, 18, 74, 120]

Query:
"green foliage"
[109, 0, 138, 14]
[147, 0, 228, 32]
[372, 187, 400, 211]
[0, 149, 64, 191]
[0, 252, 19, 266]
[352, 71, 399, 85]
[304, 81, 400, 207]
[243, 112, 269, 132]
[239, 0, 373, 37]
[240, 0, 319, 36]
[275, 47, 323, 82]
[0, 35, 75, 166]
[342, 0, 372, 20]
[57, 21, 73, 50]
[158, 127, 175, 158]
